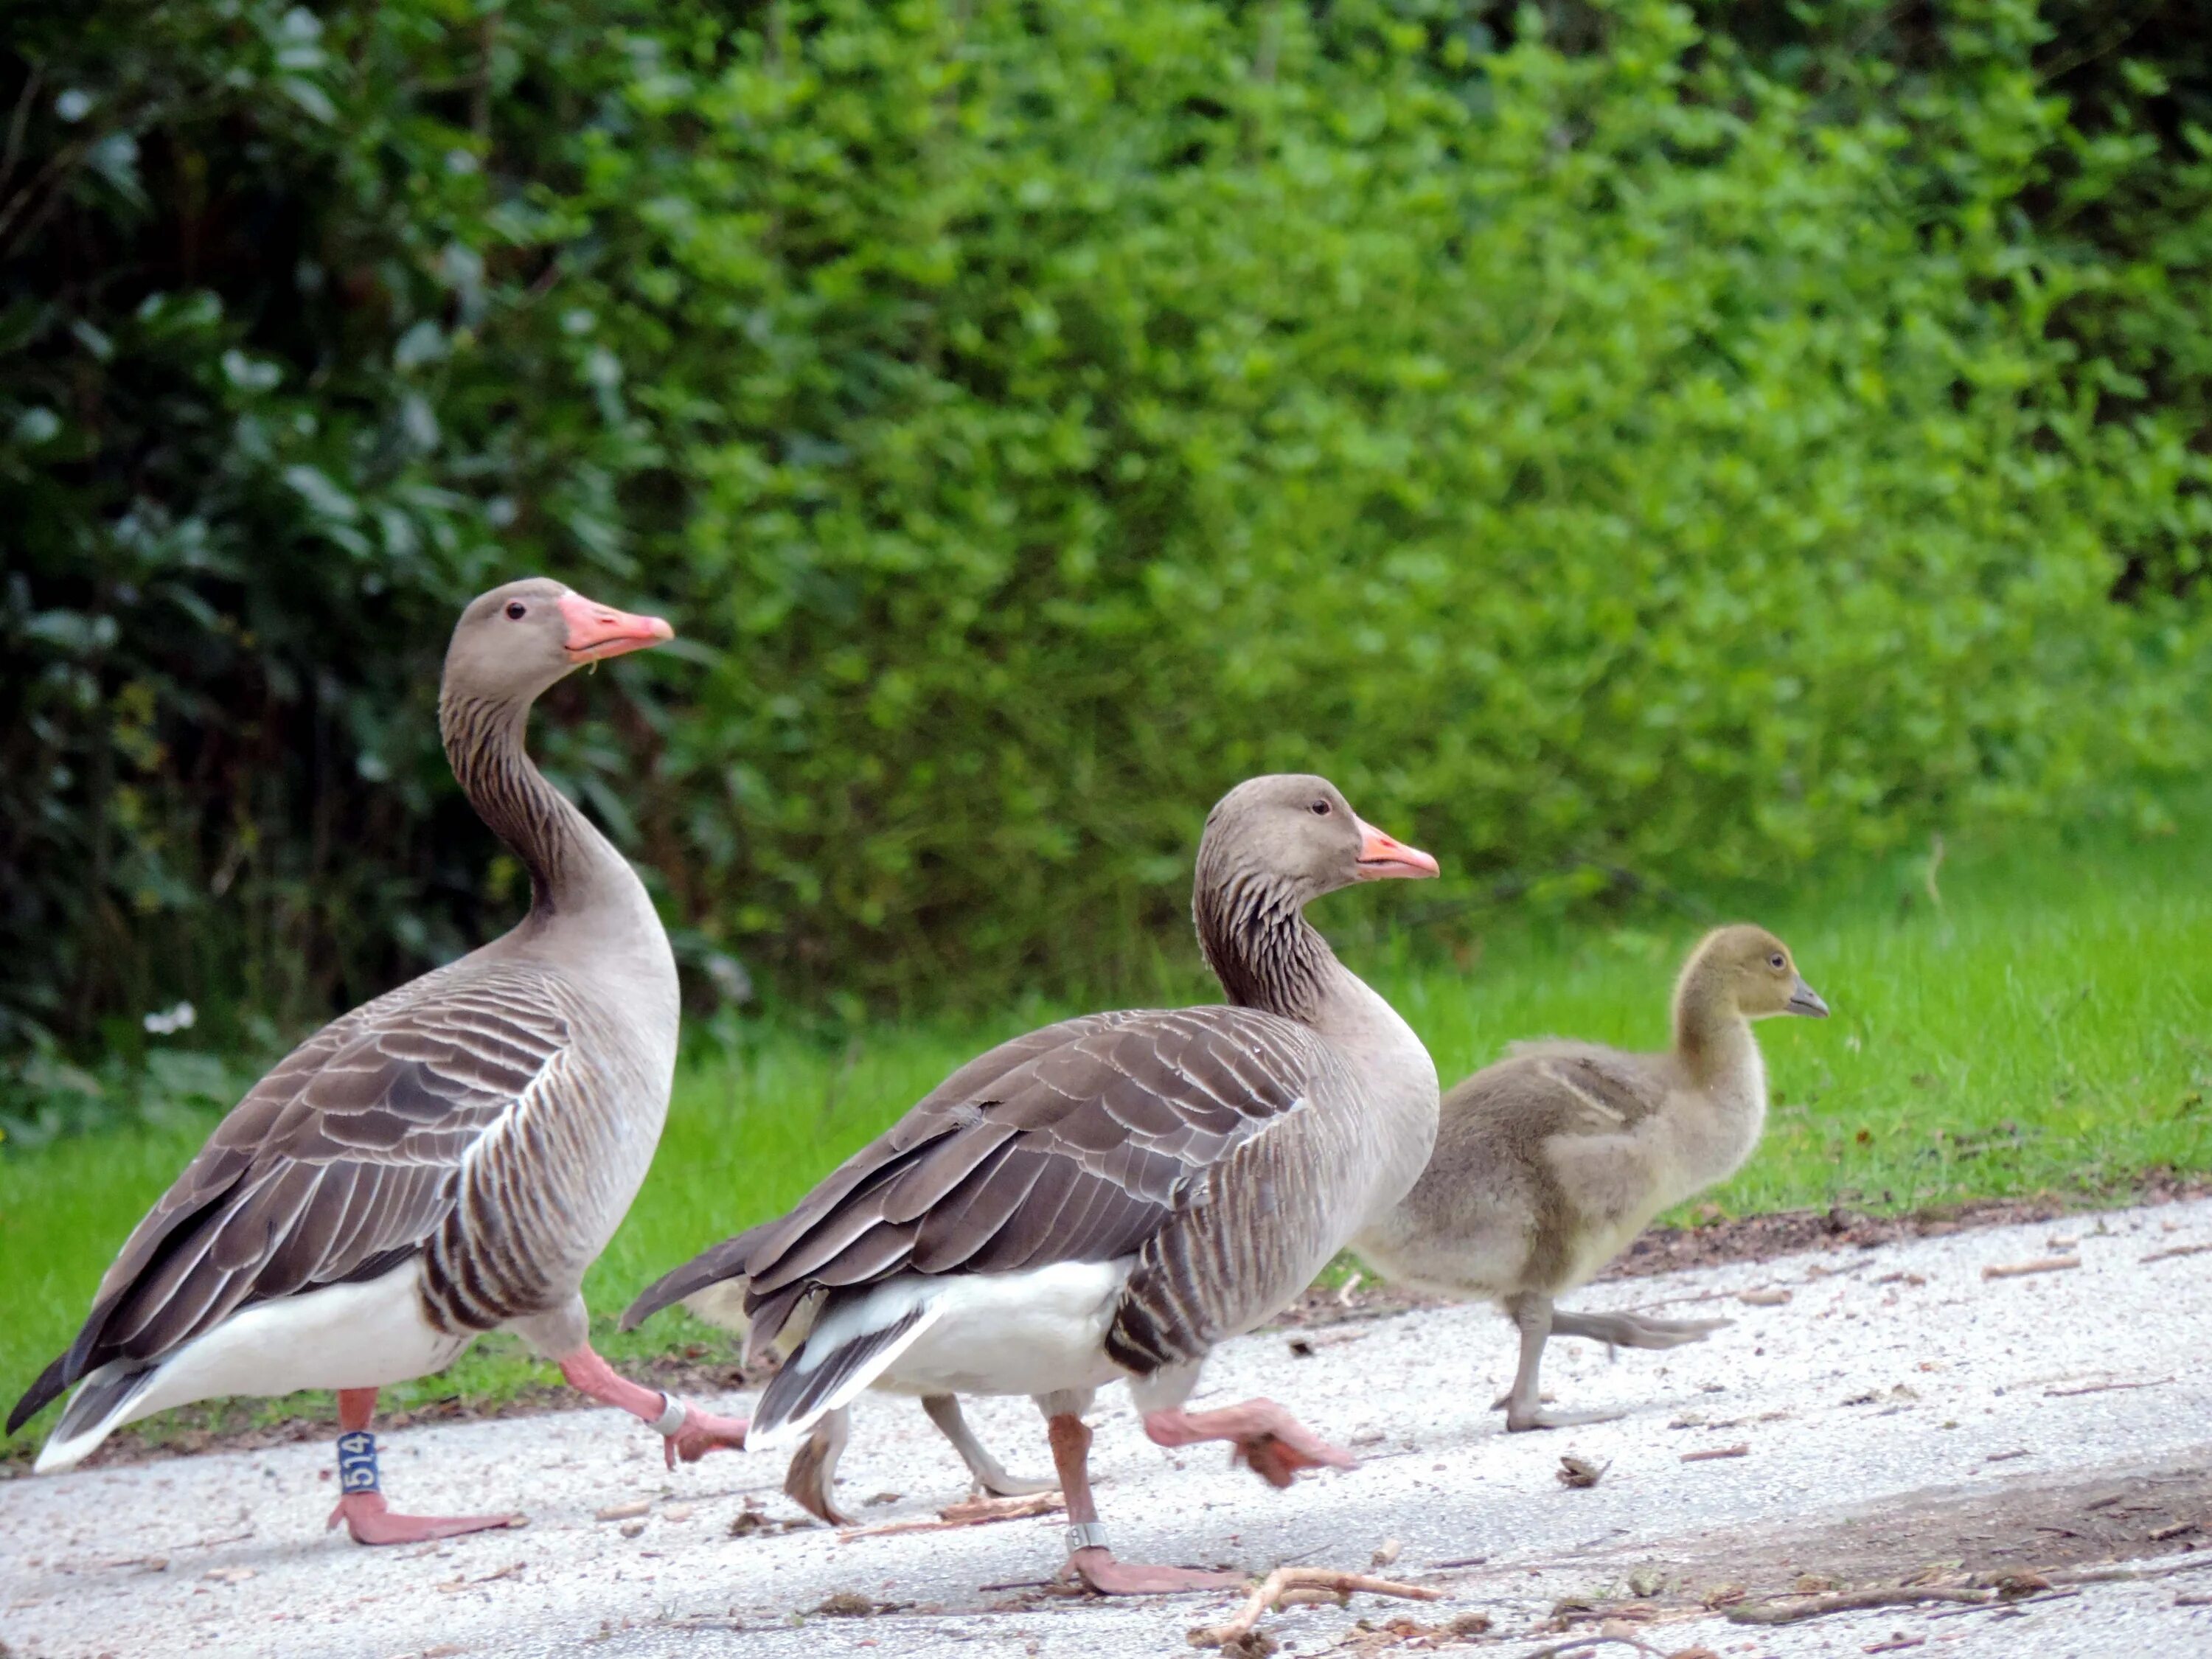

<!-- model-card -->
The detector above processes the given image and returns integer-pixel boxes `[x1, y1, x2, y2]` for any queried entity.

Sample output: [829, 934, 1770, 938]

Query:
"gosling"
[1354, 924, 1828, 1431]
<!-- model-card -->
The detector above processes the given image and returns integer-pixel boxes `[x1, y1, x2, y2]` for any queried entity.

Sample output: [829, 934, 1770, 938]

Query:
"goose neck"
[439, 689, 642, 931]
[1672, 971, 1755, 1089]
[1194, 874, 1339, 1025]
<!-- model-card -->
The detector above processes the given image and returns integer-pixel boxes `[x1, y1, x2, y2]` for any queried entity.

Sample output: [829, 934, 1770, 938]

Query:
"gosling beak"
[558, 591, 675, 663]
[1353, 817, 1440, 881]
[1787, 978, 1830, 1018]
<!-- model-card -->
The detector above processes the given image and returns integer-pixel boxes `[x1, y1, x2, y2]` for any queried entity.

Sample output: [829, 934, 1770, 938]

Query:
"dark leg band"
[336, 1429, 380, 1495]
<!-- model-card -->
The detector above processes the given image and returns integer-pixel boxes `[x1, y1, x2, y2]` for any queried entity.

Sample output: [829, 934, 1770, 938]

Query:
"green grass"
[4, 798, 2209, 1454]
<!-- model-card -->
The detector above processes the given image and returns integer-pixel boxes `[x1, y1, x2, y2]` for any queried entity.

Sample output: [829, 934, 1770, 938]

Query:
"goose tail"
[621, 1223, 772, 1333]
[746, 1283, 944, 1451]
[29, 1362, 160, 1473]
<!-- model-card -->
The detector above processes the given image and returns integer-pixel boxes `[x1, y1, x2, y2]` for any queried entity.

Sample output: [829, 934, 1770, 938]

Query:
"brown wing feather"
[10, 964, 568, 1433]
[740, 1006, 1326, 1352]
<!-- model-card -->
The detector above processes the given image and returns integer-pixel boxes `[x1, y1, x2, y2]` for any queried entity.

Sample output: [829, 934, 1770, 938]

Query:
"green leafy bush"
[4, 0, 2208, 1113]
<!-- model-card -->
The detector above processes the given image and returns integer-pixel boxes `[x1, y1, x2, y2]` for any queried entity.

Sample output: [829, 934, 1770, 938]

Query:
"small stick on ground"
[1981, 1256, 2080, 1281]
[2139, 1243, 2212, 1265]
[1187, 1568, 1441, 1649]
[1725, 1586, 1992, 1626]
[1681, 1444, 1750, 1463]
[1927, 1589, 2080, 1621]
[2045, 1555, 2212, 1587]
[2043, 1377, 2171, 1398]
[838, 1491, 1062, 1540]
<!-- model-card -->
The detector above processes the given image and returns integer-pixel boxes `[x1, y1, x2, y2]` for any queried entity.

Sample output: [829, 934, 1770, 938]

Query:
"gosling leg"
[1550, 1308, 1731, 1350]
[922, 1393, 1057, 1498]
[1502, 1293, 1624, 1432]
[783, 1405, 855, 1526]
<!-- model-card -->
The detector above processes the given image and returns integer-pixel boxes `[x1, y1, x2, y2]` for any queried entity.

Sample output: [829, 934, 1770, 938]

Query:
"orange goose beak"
[1353, 818, 1439, 880]
[558, 592, 674, 663]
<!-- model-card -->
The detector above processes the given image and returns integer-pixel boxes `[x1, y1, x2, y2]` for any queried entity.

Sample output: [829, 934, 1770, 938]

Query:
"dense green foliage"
[5, 0, 2209, 1107]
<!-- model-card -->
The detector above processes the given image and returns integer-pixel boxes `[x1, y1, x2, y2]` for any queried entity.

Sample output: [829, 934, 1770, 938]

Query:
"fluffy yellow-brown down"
[1354, 924, 1827, 1430]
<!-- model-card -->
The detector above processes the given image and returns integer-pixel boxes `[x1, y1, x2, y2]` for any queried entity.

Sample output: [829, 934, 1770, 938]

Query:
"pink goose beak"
[1354, 817, 1440, 880]
[558, 591, 674, 663]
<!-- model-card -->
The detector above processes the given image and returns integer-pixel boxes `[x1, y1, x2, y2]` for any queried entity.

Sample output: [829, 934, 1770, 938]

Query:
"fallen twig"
[1187, 1568, 1440, 1649]
[2045, 1555, 2212, 1587]
[439, 1560, 524, 1592]
[1680, 1444, 1750, 1463]
[839, 1491, 1062, 1540]
[2042, 1377, 2172, 1399]
[2139, 1243, 2212, 1265]
[1926, 1589, 2079, 1621]
[1726, 1586, 1992, 1626]
[1981, 1256, 2080, 1281]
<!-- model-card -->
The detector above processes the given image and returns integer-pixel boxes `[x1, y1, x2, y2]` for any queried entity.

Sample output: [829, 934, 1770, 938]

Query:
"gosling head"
[1688, 924, 1829, 1020]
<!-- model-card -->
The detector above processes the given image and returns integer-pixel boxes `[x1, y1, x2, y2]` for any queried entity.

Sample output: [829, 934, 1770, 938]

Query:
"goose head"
[444, 577, 674, 704]
[1688, 924, 1829, 1020]
[1197, 773, 1438, 908]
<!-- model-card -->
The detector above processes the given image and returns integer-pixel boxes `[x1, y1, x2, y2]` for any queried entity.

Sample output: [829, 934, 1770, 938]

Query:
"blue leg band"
[336, 1429, 380, 1495]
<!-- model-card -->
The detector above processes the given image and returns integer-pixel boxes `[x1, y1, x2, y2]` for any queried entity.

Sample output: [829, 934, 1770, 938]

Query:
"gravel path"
[6, 1198, 2211, 1659]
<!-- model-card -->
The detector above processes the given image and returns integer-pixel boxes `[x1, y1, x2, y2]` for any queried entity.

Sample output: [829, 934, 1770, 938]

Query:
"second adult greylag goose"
[633, 774, 1441, 1591]
[6, 580, 750, 1542]
[625, 1226, 1051, 1523]
[1354, 924, 1827, 1430]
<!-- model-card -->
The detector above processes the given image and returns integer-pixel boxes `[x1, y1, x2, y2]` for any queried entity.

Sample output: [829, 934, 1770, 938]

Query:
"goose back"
[731, 1004, 1371, 1376]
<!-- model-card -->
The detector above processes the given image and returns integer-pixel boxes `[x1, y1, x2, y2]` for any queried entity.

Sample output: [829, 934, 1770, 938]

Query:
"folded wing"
[8, 966, 568, 1433]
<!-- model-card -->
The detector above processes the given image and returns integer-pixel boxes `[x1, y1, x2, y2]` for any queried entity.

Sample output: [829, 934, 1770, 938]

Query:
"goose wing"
[1488, 1039, 1672, 1135]
[8, 964, 569, 1433]
[732, 1005, 1340, 1358]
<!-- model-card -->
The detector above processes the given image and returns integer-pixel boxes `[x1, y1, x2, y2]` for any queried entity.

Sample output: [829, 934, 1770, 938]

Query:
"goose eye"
[1767, 953, 1787, 970]
[1310, 799, 1332, 816]
[505, 602, 528, 620]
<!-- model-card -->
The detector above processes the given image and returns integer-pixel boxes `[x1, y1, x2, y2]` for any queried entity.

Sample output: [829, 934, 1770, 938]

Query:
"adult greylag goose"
[633, 774, 1440, 1592]
[1354, 924, 1826, 1430]
[6, 579, 749, 1543]
[625, 1227, 1051, 1524]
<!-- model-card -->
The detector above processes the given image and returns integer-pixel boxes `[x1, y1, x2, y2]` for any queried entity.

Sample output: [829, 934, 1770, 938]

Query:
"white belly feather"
[35, 1262, 468, 1473]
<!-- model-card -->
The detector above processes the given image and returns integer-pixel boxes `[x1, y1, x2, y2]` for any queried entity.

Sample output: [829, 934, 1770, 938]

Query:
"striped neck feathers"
[1193, 865, 1339, 1025]
[439, 689, 619, 921]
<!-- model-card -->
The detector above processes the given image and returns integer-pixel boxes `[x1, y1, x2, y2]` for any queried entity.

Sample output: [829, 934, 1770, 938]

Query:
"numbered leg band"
[1065, 1520, 1111, 1554]
[335, 1429, 380, 1495]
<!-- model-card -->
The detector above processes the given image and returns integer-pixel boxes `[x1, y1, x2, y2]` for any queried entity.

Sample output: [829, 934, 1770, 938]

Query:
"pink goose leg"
[556, 1346, 749, 1468]
[324, 1388, 520, 1545]
[1143, 1397, 1357, 1488]
[1051, 1412, 1244, 1595]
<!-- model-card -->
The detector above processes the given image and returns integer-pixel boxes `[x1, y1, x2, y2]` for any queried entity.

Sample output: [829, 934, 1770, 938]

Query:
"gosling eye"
[1767, 953, 1787, 970]
[1310, 799, 1332, 816]
[505, 601, 528, 620]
